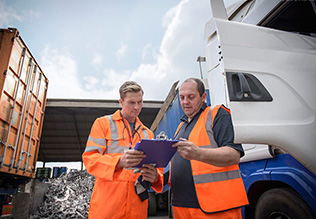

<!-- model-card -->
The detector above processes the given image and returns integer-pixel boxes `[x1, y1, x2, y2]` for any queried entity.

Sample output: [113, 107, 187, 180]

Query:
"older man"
[171, 78, 248, 218]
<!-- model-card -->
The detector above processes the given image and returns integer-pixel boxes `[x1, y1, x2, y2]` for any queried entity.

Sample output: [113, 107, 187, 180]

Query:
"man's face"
[179, 80, 206, 120]
[119, 91, 143, 122]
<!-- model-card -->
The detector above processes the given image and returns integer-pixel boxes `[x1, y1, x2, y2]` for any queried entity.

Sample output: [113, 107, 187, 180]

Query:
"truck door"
[205, 0, 316, 174]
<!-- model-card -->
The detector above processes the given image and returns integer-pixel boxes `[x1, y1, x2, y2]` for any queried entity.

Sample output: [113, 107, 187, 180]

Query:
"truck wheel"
[148, 192, 157, 216]
[255, 188, 315, 219]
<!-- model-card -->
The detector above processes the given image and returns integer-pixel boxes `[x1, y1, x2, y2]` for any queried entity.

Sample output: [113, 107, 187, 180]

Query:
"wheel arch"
[244, 180, 315, 219]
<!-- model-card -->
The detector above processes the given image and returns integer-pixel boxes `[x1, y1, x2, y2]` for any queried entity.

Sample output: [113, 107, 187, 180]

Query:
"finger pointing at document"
[173, 138, 201, 160]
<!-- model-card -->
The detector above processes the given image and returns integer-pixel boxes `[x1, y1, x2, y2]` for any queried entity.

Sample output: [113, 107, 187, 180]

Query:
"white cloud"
[81, 68, 132, 100]
[40, 45, 89, 99]
[162, 4, 178, 29]
[100, 69, 131, 90]
[0, 1, 23, 26]
[41, 46, 128, 100]
[115, 42, 128, 60]
[142, 42, 152, 61]
[91, 53, 103, 68]
[83, 76, 99, 91]
[129, 0, 210, 100]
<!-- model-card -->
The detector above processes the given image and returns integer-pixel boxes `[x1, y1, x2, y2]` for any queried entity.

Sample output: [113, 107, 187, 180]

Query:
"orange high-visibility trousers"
[173, 206, 242, 219]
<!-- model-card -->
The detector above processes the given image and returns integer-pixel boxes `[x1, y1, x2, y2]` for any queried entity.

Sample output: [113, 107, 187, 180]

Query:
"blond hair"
[119, 81, 144, 100]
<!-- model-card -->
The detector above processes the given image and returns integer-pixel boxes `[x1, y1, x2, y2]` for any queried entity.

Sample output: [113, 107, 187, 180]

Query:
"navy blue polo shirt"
[170, 103, 244, 208]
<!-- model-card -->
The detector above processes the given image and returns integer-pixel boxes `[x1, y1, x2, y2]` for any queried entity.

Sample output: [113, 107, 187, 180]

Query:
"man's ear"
[202, 92, 207, 102]
[119, 98, 123, 105]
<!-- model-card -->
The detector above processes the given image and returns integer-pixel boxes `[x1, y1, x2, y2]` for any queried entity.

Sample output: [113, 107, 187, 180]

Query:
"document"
[133, 139, 179, 168]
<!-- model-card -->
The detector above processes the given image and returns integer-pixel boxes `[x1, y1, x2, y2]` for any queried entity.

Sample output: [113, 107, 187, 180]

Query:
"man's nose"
[182, 97, 189, 104]
[135, 103, 141, 109]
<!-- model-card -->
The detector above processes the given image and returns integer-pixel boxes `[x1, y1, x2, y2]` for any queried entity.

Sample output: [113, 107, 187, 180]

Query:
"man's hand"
[173, 138, 201, 160]
[173, 138, 241, 167]
[138, 164, 158, 183]
[116, 149, 146, 169]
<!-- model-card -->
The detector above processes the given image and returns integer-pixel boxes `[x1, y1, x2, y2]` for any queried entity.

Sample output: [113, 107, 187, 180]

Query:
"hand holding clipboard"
[132, 139, 179, 168]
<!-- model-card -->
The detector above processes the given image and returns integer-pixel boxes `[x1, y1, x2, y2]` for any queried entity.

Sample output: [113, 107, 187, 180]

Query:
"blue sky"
[1, 0, 237, 101]
[1, 0, 236, 169]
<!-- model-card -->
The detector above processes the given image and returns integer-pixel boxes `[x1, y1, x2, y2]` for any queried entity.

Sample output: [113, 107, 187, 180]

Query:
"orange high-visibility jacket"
[82, 110, 163, 219]
[174, 105, 249, 214]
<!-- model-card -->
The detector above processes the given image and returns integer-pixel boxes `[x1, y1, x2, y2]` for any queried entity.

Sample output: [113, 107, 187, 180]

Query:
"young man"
[82, 81, 163, 218]
[171, 78, 248, 218]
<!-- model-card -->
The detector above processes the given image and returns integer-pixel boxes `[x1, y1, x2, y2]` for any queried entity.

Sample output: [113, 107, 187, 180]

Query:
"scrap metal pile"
[30, 169, 95, 219]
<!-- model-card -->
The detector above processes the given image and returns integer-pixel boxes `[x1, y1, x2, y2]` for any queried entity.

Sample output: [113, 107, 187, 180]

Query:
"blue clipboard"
[133, 139, 179, 168]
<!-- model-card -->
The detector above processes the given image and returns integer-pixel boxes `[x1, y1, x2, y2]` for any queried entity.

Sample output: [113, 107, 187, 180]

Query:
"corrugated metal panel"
[0, 28, 49, 178]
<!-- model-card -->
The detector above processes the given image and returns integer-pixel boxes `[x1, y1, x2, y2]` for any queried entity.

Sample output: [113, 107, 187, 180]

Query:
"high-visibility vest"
[85, 110, 151, 155]
[174, 105, 249, 213]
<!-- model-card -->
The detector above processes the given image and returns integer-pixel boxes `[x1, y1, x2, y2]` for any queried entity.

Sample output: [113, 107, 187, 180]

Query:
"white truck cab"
[205, 0, 316, 218]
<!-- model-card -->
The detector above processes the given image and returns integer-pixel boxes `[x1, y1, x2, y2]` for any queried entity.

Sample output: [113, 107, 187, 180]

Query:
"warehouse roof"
[38, 98, 163, 163]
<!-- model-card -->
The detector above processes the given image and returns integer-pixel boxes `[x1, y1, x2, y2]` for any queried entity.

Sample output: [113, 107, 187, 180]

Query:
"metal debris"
[156, 131, 168, 140]
[30, 169, 95, 219]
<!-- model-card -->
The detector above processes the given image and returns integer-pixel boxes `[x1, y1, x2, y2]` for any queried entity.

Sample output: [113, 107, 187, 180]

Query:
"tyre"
[148, 192, 157, 216]
[255, 188, 316, 219]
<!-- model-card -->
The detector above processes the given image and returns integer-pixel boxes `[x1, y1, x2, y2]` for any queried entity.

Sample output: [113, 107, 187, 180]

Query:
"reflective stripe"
[88, 136, 107, 146]
[103, 114, 148, 154]
[205, 107, 218, 148]
[205, 109, 213, 142]
[193, 169, 241, 184]
[142, 129, 148, 139]
[107, 145, 127, 154]
[84, 146, 103, 154]
[107, 115, 119, 147]
[84, 144, 127, 154]
[106, 114, 128, 154]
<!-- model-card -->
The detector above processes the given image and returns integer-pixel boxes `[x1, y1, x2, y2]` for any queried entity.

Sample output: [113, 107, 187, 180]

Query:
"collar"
[112, 109, 143, 127]
[180, 102, 207, 123]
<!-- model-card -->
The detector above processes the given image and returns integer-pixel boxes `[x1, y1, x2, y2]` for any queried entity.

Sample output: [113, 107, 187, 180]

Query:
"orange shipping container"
[0, 28, 49, 178]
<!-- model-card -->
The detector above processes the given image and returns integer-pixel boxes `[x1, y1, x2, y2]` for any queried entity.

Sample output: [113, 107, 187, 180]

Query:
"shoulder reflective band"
[84, 145, 103, 154]
[193, 169, 241, 184]
[141, 129, 149, 139]
[88, 136, 107, 146]
[106, 115, 129, 154]
[107, 115, 119, 147]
